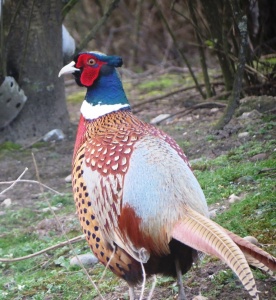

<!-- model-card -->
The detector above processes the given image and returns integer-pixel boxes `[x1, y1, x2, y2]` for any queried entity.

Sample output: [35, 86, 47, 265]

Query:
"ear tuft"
[105, 55, 123, 68]
[107, 55, 123, 68]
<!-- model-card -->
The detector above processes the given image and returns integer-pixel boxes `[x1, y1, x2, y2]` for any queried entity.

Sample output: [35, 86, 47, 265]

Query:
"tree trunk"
[201, 0, 234, 91]
[0, 0, 69, 143]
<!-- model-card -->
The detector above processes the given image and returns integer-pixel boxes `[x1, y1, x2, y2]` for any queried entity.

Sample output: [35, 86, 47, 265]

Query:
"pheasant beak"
[58, 61, 80, 77]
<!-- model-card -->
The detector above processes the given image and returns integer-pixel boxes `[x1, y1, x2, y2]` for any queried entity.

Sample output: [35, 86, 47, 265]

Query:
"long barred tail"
[171, 206, 276, 299]
[223, 228, 276, 272]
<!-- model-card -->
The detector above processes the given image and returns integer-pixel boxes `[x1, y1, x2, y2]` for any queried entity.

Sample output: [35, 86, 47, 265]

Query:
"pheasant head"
[59, 51, 129, 120]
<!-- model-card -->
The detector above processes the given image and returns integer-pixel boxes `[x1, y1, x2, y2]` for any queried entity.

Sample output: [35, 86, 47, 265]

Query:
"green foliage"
[193, 140, 276, 255]
[135, 74, 185, 97]
[0, 142, 21, 151]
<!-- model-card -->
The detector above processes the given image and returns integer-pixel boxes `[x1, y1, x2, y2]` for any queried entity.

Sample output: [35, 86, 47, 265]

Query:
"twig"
[132, 82, 225, 111]
[0, 178, 63, 195]
[154, 0, 205, 99]
[158, 102, 226, 124]
[0, 235, 85, 262]
[0, 168, 28, 195]
[76, 0, 120, 53]
[132, 87, 193, 110]
[147, 275, 157, 300]
[61, 0, 79, 19]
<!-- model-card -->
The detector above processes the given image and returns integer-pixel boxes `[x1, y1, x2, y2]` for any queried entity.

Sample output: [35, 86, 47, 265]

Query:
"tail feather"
[244, 253, 275, 277]
[172, 206, 259, 299]
[223, 228, 276, 272]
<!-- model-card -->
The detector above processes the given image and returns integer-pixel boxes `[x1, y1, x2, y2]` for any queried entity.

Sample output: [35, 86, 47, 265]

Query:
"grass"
[66, 91, 85, 104]
[0, 139, 275, 299]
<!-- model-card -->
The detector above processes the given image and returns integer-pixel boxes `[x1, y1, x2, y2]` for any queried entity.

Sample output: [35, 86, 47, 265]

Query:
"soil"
[0, 79, 275, 300]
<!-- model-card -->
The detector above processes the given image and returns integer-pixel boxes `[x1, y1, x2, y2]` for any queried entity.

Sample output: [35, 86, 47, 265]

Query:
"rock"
[209, 209, 217, 218]
[64, 174, 72, 183]
[193, 295, 208, 300]
[70, 253, 98, 267]
[238, 132, 249, 138]
[210, 107, 219, 113]
[150, 114, 170, 125]
[1, 198, 12, 208]
[41, 206, 59, 212]
[243, 236, 259, 246]
[238, 110, 262, 120]
[236, 96, 276, 116]
[43, 129, 65, 142]
[185, 116, 193, 122]
[250, 153, 268, 161]
[228, 194, 241, 204]
[237, 176, 255, 184]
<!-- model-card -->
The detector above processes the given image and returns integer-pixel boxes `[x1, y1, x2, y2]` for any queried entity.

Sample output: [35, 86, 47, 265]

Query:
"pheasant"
[59, 51, 276, 300]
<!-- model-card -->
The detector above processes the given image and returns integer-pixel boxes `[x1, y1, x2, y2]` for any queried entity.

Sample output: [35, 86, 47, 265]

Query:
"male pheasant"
[59, 52, 276, 300]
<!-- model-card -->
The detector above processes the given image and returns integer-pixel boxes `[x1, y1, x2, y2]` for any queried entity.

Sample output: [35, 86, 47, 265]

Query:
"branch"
[0, 178, 63, 195]
[0, 235, 85, 262]
[0, 168, 28, 195]
[157, 101, 226, 124]
[154, 0, 206, 99]
[214, 14, 248, 129]
[62, 0, 79, 19]
[76, 0, 120, 53]
[132, 82, 225, 111]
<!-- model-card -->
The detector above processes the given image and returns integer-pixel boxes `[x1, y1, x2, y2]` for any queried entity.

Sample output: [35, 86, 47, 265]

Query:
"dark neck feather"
[85, 67, 129, 107]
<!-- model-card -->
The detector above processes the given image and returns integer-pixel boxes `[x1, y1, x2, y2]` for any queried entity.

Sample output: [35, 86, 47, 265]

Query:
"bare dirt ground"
[0, 79, 275, 299]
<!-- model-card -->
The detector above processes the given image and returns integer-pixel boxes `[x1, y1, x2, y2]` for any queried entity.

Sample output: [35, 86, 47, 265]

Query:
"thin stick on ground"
[0, 178, 63, 195]
[0, 235, 85, 262]
[157, 101, 226, 125]
[0, 167, 28, 195]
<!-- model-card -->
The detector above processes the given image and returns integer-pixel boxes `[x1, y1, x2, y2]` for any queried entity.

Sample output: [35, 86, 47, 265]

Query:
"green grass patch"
[66, 91, 85, 104]
[192, 140, 276, 252]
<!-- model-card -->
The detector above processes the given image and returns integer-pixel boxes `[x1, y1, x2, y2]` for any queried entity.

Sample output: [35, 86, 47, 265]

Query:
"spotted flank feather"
[72, 143, 142, 284]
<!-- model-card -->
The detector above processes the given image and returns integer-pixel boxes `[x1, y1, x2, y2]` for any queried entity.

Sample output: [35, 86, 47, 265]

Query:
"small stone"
[243, 236, 259, 246]
[64, 174, 72, 183]
[1, 198, 12, 208]
[238, 132, 249, 138]
[237, 175, 255, 184]
[210, 107, 219, 113]
[43, 129, 65, 142]
[70, 253, 98, 267]
[150, 114, 170, 125]
[41, 206, 59, 212]
[192, 295, 208, 300]
[185, 116, 193, 122]
[209, 209, 217, 218]
[228, 194, 241, 204]
[239, 110, 262, 119]
[250, 153, 268, 161]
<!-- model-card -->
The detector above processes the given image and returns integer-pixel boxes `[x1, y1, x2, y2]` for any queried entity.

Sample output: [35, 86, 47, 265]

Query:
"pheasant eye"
[87, 58, 96, 66]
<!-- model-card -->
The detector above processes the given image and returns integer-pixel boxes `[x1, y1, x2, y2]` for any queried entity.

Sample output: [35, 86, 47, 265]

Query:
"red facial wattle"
[75, 53, 107, 87]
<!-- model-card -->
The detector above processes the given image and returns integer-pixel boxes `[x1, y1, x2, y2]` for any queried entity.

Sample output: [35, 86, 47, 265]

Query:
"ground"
[0, 70, 275, 300]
